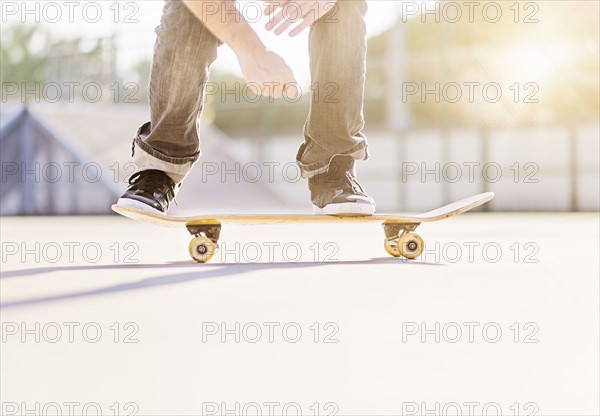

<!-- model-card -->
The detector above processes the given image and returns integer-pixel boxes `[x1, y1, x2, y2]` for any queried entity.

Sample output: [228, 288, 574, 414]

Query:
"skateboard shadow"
[1, 258, 443, 309]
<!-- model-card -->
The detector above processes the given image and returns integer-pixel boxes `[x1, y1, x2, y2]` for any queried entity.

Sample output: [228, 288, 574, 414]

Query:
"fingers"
[283, 82, 300, 100]
[265, 0, 316, 36]
[259, 77, 299, 99]
[288, 13, 315, 37]
[265, 2, 290, 32]
[239, 46, 298, 99]
[245, 82, 281, 99]
[270, 74, 299, 99]
[246, 74, 298, 99]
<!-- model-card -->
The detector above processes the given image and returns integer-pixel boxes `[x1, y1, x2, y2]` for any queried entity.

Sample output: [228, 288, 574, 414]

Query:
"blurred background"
[1, 0, 598, 215]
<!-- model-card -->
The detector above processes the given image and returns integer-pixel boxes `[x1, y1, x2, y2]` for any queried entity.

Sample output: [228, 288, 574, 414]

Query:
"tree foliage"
[1, 25, 49, 86]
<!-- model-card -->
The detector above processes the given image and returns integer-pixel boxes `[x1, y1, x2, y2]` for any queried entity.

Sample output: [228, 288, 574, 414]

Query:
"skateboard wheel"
[398, 232, 424, 259]
[384, 238, 401, 258]
[189, 237, 217, 263]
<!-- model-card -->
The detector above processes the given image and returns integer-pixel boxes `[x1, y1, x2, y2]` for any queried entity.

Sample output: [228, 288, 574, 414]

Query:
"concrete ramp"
[7, 104, 294, 215]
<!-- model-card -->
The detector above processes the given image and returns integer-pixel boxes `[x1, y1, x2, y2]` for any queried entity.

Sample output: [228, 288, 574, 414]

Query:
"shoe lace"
[129, 170, 164, 186]
[128, 170, 178, 205]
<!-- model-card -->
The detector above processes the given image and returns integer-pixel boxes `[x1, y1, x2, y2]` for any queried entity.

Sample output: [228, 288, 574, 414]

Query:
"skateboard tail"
[418, 192, 494, 220]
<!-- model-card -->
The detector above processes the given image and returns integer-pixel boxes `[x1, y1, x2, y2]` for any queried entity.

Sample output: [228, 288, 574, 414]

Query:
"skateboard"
[112, 192, 494, 263]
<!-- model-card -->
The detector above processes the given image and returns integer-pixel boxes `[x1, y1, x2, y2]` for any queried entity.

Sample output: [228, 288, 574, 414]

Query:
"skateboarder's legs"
[119, 0, 375, 215]
[132, 0, 369, 184]
[298, 0, 369, 178]
[131, 0, 220, 185]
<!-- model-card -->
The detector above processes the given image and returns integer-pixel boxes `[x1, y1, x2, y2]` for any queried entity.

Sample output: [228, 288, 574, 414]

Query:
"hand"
[264, 0, 338, 37]
[236, 45, 298, 99]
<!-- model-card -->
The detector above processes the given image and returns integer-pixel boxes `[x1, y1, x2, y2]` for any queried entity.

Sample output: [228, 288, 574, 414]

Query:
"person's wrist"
[231, 33, 264, 57]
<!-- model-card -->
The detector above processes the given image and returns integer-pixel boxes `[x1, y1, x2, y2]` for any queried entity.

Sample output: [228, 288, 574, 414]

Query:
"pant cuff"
[132, 138, 198, 185]
[296, 144, 369, 179]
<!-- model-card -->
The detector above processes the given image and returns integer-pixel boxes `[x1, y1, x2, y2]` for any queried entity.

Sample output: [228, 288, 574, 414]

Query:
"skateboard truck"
[186, 224, 221, 241]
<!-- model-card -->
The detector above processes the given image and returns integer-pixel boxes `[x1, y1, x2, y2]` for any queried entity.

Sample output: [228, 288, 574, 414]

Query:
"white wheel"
[398, 233, 424, 259]
[189, 237, 217, 263]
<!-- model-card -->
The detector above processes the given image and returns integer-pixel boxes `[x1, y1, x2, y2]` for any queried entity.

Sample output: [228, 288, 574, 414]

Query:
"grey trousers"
[132, 0, 369, 183]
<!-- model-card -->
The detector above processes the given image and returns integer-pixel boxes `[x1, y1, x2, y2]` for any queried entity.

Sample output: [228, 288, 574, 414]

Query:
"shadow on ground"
[1, 259, 443, 309]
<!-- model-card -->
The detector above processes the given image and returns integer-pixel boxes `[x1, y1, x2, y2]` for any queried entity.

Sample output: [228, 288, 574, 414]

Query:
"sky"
[4, 1, 430, 85]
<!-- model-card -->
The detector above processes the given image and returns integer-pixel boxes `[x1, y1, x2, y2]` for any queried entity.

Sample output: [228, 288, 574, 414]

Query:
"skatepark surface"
[1, 213, 598, 415]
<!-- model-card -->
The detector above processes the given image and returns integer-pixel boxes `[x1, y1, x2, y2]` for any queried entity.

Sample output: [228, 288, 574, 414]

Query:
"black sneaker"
[309, 155, 376, 216]
[117, 170, 176, 214]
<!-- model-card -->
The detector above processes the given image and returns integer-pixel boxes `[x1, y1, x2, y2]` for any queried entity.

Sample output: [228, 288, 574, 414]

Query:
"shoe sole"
[313, 202, 375, 216]
[116, 198, 166, 216]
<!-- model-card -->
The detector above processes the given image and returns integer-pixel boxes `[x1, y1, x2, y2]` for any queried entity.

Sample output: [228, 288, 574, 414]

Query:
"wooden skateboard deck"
[112, 192, 494, 262]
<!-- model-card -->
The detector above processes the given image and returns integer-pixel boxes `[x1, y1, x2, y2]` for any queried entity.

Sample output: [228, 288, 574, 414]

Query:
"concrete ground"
[1, 213, 598, 416]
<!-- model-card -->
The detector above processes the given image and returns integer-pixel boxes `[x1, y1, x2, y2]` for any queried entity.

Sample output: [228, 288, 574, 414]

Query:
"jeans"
[132, 0, 369, 183]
